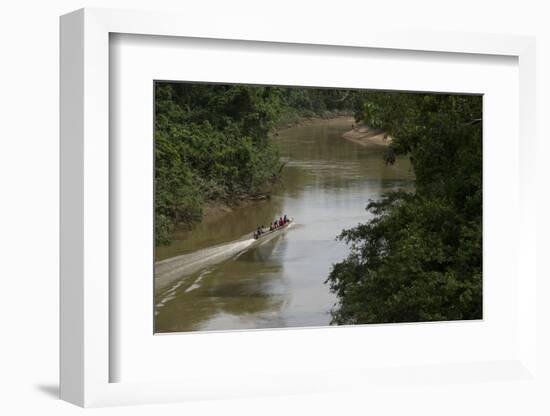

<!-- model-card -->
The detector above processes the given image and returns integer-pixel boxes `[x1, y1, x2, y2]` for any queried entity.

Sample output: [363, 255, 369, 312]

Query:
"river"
[155, 117, 414, 333]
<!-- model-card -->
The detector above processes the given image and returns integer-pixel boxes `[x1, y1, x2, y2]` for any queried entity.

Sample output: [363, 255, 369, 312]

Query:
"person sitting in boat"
[254, 226, 263, 239]
[283, 214, 288, 223]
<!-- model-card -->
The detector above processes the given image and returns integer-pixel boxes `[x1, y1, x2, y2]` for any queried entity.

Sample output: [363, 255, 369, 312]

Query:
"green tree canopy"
[326, 92, 483, 324]
[154, 82, 363, 246]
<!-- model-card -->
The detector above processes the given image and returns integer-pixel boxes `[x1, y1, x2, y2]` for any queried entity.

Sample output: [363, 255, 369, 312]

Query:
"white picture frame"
[60, 7, 538, 408]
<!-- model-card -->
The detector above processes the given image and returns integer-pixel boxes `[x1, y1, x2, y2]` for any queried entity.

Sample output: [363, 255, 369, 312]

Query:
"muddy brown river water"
[155, 117, 414, 333]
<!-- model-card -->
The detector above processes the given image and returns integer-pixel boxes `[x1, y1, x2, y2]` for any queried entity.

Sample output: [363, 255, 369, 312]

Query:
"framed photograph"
[152, 81, 476, 334]
[60, 8, 538, 408]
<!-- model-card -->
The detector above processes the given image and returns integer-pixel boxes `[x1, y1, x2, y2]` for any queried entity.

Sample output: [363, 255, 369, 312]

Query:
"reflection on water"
[155, 117, 414, 333]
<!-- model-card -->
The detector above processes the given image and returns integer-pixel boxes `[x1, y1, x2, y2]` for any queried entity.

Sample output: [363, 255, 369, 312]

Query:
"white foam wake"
[155, 237, 255, 293]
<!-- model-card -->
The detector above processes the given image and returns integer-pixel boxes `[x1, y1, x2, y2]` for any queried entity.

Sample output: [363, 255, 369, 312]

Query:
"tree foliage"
[326, 92, 483, 324]
[155, 83, 362, 245]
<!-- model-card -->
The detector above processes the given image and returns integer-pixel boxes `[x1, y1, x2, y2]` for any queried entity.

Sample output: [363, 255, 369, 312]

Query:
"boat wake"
[155, 236, 256, 293]
[155, 221, 295, 300]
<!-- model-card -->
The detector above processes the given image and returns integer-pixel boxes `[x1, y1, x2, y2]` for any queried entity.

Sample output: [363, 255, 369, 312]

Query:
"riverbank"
[156, 179, 281, 261]
[273, 111, 355, 132]
[341, 123, 392, 147]
[201, 192, 273, 224]
[200, 115, 356, 224]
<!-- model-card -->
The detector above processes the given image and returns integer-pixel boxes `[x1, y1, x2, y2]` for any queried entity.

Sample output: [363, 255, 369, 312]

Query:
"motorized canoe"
[253, 218, 293, 241]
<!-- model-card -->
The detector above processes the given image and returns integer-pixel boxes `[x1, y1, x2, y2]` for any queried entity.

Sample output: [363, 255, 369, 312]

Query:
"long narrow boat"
[253, 218, 293, 241]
